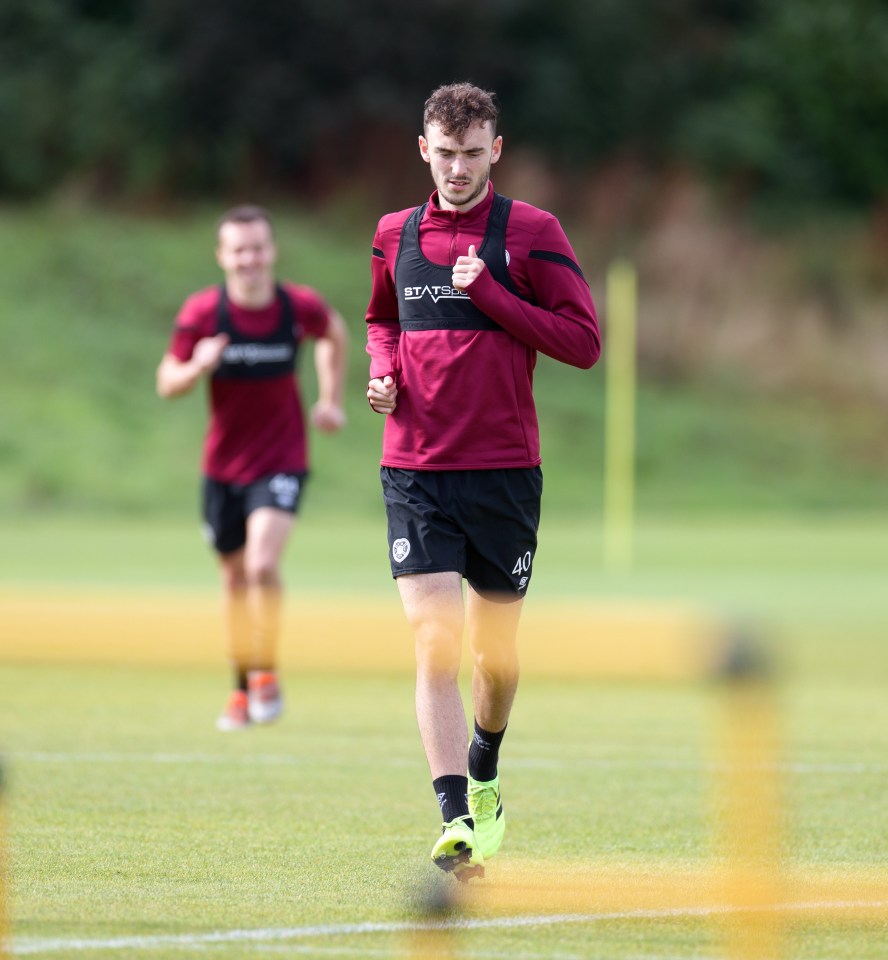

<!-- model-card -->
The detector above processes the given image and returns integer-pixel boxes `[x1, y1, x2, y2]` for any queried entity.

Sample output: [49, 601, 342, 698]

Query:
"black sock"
[433, 775, 471, 826]
[235, 668, 249, 692]
[468, 720, 506, 782]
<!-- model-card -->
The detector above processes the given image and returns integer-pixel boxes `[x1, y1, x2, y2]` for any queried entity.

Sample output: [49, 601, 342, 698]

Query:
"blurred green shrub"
[1, 1, 885, 209]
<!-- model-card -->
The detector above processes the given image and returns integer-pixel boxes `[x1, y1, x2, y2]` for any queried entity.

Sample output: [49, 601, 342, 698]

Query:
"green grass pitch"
[1, 514, 886, 958]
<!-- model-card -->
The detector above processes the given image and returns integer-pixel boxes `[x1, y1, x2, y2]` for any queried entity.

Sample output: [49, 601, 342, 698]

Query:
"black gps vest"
[212, 285, 297, 380]
[394, 193, 527, 332]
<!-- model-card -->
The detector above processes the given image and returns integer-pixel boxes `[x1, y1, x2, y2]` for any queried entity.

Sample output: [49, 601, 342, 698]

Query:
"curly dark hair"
[423, 82, 499, 139]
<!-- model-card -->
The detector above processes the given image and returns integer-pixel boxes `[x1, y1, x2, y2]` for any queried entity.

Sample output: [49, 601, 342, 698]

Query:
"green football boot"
[468, 774, 505, 860]
[431, 815, 485, 881]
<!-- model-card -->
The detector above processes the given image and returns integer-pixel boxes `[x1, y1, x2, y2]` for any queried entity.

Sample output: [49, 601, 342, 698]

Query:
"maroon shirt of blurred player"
[158, 205, 347, 731]
[366, 83, 600, 878]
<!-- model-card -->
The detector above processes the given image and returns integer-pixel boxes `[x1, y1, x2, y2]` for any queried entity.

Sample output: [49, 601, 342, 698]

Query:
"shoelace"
[442, 814, 474, 832]
[468, 784, 498, 819]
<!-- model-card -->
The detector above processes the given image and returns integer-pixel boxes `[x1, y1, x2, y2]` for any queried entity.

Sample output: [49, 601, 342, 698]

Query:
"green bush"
[1, 1, 885, 209]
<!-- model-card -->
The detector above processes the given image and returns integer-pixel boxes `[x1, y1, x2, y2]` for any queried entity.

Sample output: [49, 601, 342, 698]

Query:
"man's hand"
[367, 375, 397, 415]
[192, 333, 230, 373]
[156, 333, 230, 399]
[310, 401, 346, 433]
[452, 244, 486, 291]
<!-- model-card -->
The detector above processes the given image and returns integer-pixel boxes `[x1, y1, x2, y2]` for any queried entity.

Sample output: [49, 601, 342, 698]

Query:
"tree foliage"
[679, 0, 888, 204]
[1, 0, 885, 208]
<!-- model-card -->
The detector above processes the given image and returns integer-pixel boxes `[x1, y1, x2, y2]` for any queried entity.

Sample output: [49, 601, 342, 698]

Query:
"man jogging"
[158, 205, 347, 731]
[365, 83, 600, 879]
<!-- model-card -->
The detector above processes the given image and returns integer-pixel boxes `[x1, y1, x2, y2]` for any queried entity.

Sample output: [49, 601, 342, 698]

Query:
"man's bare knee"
[413, 617, 462, 677]
[473, 646, 519, 685]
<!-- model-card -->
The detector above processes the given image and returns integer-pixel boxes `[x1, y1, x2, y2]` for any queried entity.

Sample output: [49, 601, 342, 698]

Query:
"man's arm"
[366, 226, 403, 414]
[155, 334, 229, 398]
[454, 217, 601, 369]
[310, 309, 348, 432]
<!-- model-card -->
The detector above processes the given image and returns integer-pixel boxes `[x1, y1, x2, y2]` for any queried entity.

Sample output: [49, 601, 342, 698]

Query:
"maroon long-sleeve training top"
[366, 182, 601, 470]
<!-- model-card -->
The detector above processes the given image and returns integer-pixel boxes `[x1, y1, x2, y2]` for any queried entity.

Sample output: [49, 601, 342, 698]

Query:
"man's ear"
[418, 135, 431, 164]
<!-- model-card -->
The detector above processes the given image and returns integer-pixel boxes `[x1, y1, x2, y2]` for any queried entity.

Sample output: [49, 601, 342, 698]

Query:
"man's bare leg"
[244, 507, 294, 670]
[464, 586, 523, 862]
[397, 571, 467, 778]
[398, 571, 488, 878]
[467, 587, 523, 735]
[240, 507, 294, 723]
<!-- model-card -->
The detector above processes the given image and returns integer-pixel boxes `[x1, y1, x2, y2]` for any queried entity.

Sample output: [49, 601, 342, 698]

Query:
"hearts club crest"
[392, 538, 411, 563]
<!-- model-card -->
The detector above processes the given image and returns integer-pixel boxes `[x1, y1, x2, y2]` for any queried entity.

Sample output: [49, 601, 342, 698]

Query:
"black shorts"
[380, 466, 543, 598]
[202, 473, 306, 554]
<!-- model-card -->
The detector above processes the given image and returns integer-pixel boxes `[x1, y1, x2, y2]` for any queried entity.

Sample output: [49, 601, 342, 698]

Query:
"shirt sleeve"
[285, 283, 332, 339]
[168, 291, 215, 362]
[365, 223, 402, 381]
[467, 214, 601, 369]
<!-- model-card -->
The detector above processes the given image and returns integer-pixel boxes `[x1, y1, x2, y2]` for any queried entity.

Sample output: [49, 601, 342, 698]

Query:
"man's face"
[215, 219, 277, 291]
[419, 121, 502, 212]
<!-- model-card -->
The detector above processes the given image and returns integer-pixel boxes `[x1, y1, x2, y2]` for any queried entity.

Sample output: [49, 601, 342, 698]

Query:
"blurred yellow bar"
[444, 861, 888, 920]
[1, 589, 728, 680]
[405, 861, 888, 959]
[603, 260, 638, 573]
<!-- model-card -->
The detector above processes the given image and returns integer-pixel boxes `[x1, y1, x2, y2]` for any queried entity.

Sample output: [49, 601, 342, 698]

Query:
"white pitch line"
[6, 750, 886, 775]
[249, 946, 700, 960]
[252, 946, 720, 960]
[11, 901, 888, 955]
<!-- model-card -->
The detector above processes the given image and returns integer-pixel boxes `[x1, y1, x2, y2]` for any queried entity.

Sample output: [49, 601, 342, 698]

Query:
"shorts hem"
[391, 565, 461, 579]
[381, 460, 542, 471]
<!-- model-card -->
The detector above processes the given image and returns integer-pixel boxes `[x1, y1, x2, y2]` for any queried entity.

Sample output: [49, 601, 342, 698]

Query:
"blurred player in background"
[157, 205, 348, 731]
[366, 83, 600, 878]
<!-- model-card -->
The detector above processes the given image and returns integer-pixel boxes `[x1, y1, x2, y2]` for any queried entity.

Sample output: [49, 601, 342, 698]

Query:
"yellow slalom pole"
[713, 646, 783, 960]
[603, 260, 638, 573]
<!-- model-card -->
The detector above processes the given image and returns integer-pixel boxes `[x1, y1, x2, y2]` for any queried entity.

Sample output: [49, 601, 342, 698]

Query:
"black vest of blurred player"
[213, 285, 298, 380]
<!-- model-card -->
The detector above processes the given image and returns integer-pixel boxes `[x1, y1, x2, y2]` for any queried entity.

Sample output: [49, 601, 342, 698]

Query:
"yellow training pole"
[713, 645, 783, 960]
[603, 260, 638, 573]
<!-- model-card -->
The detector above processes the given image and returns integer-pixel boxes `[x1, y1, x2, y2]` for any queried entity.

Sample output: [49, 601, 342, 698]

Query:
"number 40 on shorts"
[512, 550, 533, 576]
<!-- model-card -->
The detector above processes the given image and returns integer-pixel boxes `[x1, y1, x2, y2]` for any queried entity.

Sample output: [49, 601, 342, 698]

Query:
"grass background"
[3, 661, 884, 959]
[0, 201, 886, 957]
[1, 201, 886, 519]
[2, 515, 887, 958]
